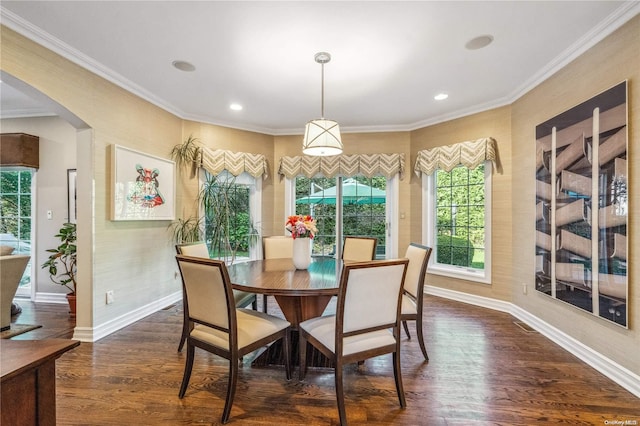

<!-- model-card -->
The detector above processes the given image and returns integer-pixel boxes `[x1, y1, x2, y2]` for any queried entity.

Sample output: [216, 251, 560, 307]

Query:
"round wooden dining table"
[227, 256, 340, 328]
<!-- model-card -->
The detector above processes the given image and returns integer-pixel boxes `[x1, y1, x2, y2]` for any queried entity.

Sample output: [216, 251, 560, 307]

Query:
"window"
[289, 176, 395, 259]
[423, 163, 491, 283]
[200, 170, 261, 263]
[0, 168, 34, 290]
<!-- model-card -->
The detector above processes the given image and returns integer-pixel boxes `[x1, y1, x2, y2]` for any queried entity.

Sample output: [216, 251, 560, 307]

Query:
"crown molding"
[2, 3, 639, 136]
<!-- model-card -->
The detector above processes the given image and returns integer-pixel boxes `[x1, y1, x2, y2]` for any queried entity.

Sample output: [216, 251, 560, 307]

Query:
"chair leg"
[415, 317, 429, 361]
[402, 320, 411, 340]
[298, 334, 308, 380]
[262, 294, 268, 313]
[178, 343, 195, 398]
[392, 350, 406, 408]
[335, 361, 348, 425]
[221, 356, 239, 424]
[251, 297, 258, 311]
[177, 327, 187, 352]
[282, 329, 292, 381]
[178, 301, 189, 352]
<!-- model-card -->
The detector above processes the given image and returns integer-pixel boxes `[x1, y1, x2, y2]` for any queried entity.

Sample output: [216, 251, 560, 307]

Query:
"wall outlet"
[106, 290, 114, 304]
[522, 283, 527, 295]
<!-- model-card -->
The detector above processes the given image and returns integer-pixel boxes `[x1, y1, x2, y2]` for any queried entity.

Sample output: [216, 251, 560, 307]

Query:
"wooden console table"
[1, 339, 80, 426]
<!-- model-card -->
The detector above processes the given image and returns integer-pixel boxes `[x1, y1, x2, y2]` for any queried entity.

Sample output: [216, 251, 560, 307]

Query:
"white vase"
[292, 237, 311, 270]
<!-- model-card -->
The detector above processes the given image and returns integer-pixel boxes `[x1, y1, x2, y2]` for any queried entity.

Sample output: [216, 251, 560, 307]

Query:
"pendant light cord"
[320, 61, 325, 119]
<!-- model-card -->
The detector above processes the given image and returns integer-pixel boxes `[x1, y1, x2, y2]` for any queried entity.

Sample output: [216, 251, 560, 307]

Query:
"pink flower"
[285, 215, 317, 239]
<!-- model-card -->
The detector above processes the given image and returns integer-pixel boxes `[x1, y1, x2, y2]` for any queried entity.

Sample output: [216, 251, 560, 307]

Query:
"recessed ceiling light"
[465, 35, 494, 50]
[230, 103, 243, 111]
[434, 93, 449, 101]
[172, 60, 196, 72]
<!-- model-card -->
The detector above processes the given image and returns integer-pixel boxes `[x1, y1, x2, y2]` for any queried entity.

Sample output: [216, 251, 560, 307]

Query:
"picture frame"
[67, 169, 77, 223]
[110, 145, 176, 221]
[534, 81, 628, 327]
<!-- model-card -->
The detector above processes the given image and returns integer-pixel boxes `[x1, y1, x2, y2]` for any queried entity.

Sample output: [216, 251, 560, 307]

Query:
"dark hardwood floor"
[7, 296, 638, 425]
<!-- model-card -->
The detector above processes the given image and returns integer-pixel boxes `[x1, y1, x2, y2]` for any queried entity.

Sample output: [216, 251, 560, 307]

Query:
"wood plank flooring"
[7, 296, 639, 425]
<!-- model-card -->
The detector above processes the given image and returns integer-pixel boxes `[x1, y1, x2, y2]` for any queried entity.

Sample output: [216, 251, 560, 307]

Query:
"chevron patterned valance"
[413, 137, 497, 177]
[278, 153, 405, 180]
[199, 147, 269, 179]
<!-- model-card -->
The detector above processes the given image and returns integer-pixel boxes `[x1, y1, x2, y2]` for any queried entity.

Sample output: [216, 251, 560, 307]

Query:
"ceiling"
[1, 1, 638, 135]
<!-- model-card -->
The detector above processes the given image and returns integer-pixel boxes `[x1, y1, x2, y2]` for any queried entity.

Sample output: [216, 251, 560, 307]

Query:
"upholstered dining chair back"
[299, 258, 409, 425]
[177, 255, 232, 331]
[263, 236, 294, 259]
[175, 242, 257, 352]
[175, 241, 210, 258]
[400, 243, 433, 361]
[341, 236, 377, 262]
[261, 236, 294, 312]
[403, 243, 432, 300]
[340, 260, 406, 335]
[175, 255, 292, 424]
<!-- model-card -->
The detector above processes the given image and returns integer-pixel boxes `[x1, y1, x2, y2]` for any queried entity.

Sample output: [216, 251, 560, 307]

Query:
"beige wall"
[1, 13, 637, 377]
[1, 26, 184, 331]
[179, 120, 275, 232]
[511, 14, 639, 374]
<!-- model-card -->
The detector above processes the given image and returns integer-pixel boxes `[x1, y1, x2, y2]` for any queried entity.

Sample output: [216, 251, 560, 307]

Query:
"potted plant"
[42, 222, 77, 317]
[169, 136, 261, 263]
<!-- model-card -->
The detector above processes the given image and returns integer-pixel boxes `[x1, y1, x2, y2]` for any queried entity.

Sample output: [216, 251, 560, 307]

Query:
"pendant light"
[302, 52, 343, 156]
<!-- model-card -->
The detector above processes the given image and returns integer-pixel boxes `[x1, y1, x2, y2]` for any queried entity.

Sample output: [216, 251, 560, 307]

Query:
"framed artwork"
[67, 169, 77, 223]
[535, 81, 627, 327]
[110, 145, 176, 221]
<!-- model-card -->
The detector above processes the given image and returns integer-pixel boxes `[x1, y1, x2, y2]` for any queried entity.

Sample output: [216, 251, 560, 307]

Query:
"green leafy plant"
[169, 135, 200, 174]
[436, 234, 477, 268]
[169, 138, 260, 263]
[41, 222, 77, 293]
[168, 216, 202, 244]
[185, 173, 261, 262]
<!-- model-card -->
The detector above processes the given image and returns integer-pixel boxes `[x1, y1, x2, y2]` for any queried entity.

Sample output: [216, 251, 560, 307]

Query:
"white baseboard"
[425, 285, 640, 399]
[32, 292, 68, 304]
[71, 291, 182, 343]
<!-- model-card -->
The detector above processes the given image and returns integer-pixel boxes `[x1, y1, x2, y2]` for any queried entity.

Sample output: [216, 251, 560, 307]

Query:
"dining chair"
[175, 242, 258, 352]
[341, 236, 377, 262]
[299, 258, 409, 425]
[176, 255, 291, 424]
[262, 236, 294, 312]
[401, 243, 433, 361]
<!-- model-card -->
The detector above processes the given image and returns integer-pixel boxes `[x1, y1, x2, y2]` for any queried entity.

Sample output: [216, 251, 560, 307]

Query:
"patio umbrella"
[296, 178, 386, 205]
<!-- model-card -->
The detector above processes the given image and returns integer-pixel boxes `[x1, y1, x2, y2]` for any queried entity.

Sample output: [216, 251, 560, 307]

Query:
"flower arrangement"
[285, 215, 317, 239]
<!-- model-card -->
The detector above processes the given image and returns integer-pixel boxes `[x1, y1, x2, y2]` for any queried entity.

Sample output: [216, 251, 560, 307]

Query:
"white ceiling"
[1, 1, 638, 135]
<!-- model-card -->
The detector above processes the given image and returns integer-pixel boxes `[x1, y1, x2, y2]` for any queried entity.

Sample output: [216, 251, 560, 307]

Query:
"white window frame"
[285, 175, 398, 259]
[422, 163, 492, 284]
[199, 169, 262, 262]
[0, 167, 36, 297]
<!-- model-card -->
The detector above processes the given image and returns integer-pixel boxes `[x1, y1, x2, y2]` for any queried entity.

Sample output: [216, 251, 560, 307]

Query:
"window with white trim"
[0, 168, 34, 293]
[285, 175, 399, 259]
[200, 170, 261, 262]
[422, 163, 492, 283]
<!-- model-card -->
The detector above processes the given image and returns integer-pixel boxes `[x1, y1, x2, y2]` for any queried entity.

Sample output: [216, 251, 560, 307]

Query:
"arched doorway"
[1, 71, 93, 337]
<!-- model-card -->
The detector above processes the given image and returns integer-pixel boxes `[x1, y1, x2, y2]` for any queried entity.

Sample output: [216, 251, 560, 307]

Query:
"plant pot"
[66, 293, 77, 318]
[292, 237, 311, 270]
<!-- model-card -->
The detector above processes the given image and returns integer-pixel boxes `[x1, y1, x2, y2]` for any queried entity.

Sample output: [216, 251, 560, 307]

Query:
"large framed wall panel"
[535, 81, 628, 327]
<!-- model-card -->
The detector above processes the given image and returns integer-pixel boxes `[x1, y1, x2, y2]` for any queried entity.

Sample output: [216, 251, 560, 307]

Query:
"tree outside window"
[0, 169, 33, 286]
[294, 176, 387, 258]
[202, 171, 258, 263]
[434, 164, 485, 270]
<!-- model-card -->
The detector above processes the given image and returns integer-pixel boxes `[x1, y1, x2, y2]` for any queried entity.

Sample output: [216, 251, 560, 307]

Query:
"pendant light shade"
[302, 119, 342, 156]
[302, 52, 343, 156]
